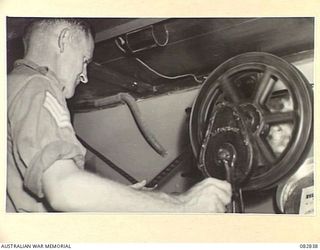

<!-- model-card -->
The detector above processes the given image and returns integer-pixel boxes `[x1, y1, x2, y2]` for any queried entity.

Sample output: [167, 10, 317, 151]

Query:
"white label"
[299, 186, 314, 214]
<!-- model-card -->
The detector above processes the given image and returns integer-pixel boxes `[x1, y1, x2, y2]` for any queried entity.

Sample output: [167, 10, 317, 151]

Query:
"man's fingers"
[208, 185, 232, 205]
[130, 180, 158, 191]
[130, 180, 147, 190]
[203, 178, 232, 193]
[214, 200, 227, 213]
[188, 178, 230, 194]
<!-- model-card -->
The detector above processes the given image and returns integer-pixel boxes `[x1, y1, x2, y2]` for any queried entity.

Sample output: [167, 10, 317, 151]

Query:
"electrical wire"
[151, 25, 169, 47]
[115, 37, 127, 53]
[134, 58, 204, 84]
[114, 38, 204, 84]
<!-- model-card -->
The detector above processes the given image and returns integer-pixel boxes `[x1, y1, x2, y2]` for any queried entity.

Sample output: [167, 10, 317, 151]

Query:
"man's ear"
[58, 28, 70, 53]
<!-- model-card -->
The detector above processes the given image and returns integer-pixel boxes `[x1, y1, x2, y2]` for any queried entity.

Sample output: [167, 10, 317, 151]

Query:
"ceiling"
[6, 17, 314, 112]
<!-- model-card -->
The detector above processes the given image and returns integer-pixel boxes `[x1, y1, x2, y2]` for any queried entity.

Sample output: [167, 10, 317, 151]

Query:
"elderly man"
[7, 18, 231, 212]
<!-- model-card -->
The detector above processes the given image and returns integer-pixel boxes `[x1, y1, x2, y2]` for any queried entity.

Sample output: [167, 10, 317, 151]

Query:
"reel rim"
[189, 52, 313, 191]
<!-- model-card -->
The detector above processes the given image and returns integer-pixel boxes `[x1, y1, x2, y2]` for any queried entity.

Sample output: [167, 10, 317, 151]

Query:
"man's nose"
[79, 66, 88, 83]
[79, 73, 88, 83]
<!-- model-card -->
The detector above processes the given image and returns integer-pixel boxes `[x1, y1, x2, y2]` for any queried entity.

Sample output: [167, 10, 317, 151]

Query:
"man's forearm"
[43, 160, 184, 212]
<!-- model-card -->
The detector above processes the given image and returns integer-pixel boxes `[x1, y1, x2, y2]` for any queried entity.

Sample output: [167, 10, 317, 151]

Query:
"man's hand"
[178, 178, 232, 213]
[130, 180, 157, 191]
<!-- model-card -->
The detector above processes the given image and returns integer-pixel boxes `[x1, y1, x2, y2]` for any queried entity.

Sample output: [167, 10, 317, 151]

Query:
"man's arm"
[43, 160, 231, 212]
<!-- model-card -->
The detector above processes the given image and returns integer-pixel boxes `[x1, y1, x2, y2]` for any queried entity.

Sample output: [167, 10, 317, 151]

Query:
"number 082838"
[300, 244, 319, 248]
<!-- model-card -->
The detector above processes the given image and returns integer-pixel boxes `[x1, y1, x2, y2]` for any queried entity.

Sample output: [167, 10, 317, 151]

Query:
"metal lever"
[217, 144, 244, 213]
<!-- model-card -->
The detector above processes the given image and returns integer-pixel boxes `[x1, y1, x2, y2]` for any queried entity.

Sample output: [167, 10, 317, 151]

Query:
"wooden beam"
[95, 18, 168, 43]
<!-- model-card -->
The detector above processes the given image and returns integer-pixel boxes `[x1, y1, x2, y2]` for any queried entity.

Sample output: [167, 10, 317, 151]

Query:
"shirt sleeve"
[9, 76, 86, 198]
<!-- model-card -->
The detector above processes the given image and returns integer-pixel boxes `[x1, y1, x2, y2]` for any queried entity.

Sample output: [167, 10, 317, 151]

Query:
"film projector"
[189, 52, 313, 213]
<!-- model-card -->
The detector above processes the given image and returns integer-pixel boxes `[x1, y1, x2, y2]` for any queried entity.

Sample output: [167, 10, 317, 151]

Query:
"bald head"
[23, 18, 94, 55]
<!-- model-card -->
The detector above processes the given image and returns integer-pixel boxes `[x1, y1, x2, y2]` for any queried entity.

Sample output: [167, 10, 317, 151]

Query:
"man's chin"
[66, 92, 75, 99]
[62, 89, 75, 99]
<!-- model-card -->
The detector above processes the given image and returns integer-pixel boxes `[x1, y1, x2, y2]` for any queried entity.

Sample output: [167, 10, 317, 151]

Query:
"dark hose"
[93, 93, 167, 157]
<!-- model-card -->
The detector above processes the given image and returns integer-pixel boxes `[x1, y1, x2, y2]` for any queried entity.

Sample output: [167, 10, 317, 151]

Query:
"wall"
[74, 88, 200, 193]
[73, 55, 314, 213]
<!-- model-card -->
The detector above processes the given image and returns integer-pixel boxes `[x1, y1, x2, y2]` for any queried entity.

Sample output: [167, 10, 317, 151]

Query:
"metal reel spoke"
[264, 111, 296, 124]
[254, 134, 277, 165]
[219, 77, 241, 104]
[253, 69, 276, 106]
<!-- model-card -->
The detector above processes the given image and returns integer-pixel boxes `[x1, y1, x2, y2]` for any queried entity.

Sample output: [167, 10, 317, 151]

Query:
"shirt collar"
[14, 59, 64, 91]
